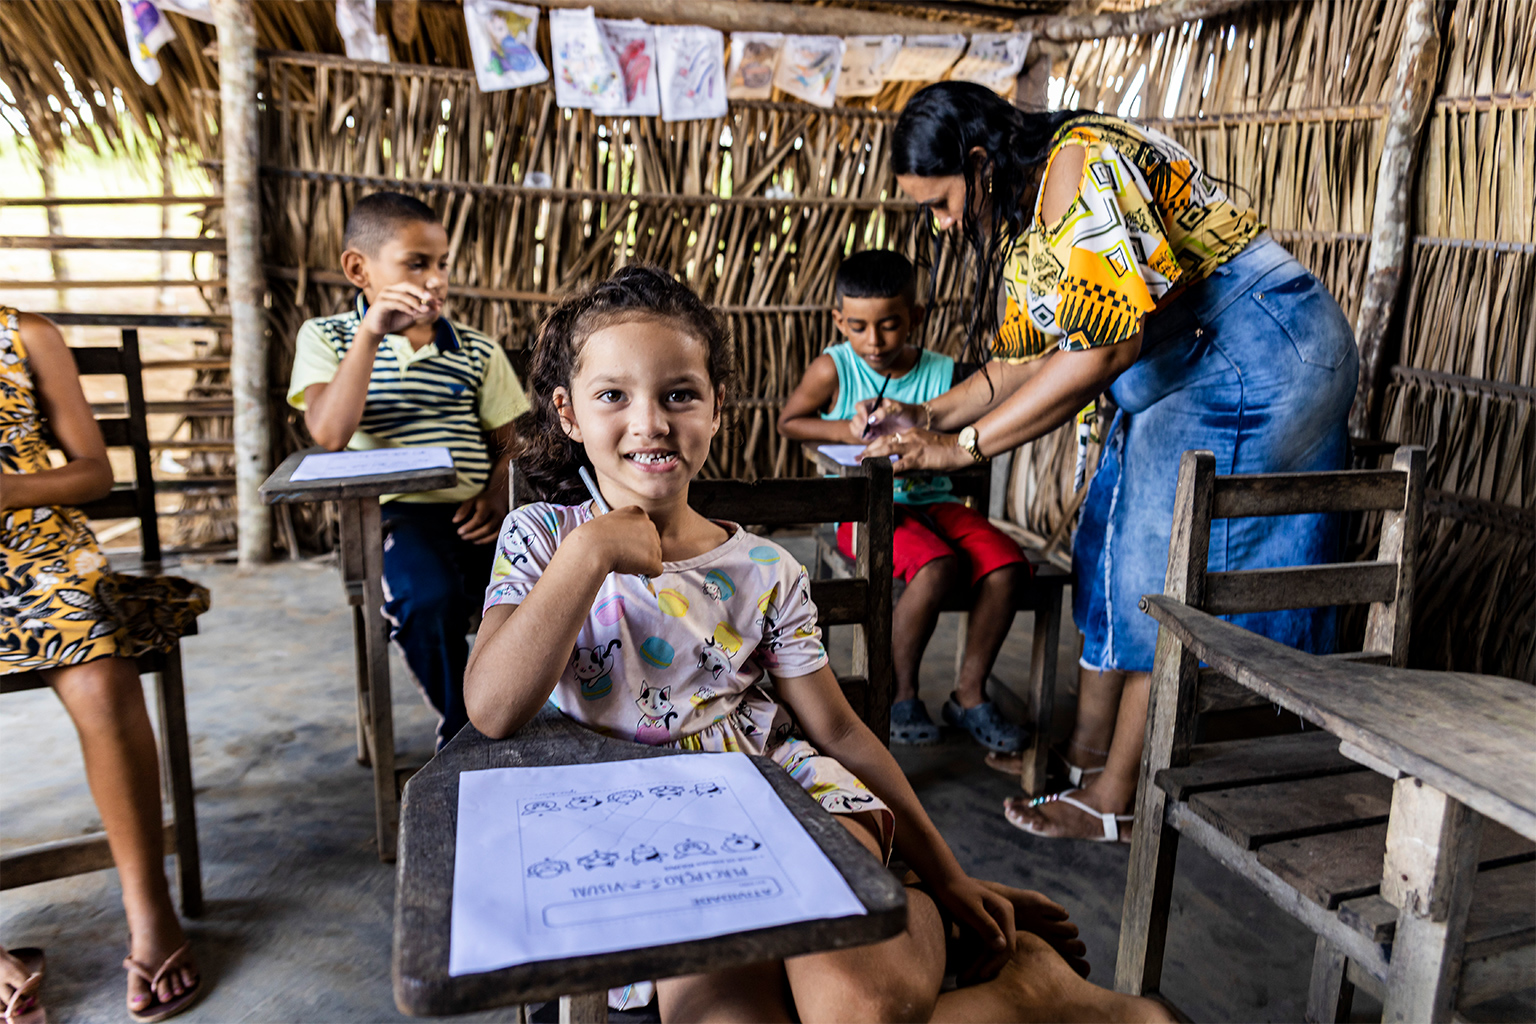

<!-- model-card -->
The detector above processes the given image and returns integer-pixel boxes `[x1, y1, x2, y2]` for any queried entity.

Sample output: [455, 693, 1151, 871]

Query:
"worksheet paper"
[448, 752, 867, 977]
[816, 445, 900, 468]
[948, 33, 1032, 94]
[883, 34, 966, 81]
[289, 446, 453, 482]
[836, 35, 903, 98]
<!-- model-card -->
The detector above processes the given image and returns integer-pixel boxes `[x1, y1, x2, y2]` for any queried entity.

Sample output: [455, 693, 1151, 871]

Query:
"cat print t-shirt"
[483, 501, 830, 750]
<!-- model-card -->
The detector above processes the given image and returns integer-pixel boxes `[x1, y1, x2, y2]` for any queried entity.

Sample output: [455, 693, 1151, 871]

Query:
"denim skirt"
[1072, 234, 1358, 673]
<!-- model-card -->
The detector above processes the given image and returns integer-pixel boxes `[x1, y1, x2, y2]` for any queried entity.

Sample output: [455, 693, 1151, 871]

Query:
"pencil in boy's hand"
[862, 373, 892, 439]
[578, 466, 657, 596]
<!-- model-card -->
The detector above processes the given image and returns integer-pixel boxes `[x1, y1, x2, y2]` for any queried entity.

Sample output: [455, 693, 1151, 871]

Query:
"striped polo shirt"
[287, 295, 530, 504]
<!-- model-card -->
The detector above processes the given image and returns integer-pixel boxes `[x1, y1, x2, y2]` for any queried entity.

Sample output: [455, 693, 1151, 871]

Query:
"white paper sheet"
[726, 32, 784, 100]
[120, 0, 177, 86]
[884, 34, 966, 82]
[656, 25, 728, 122]
[815, 445, 899, 468]
[948, 33, 1032, 94]
[550, 7, 623, 110]
[449, 752, 867, 977]
[288, 446, 454, 482]
[773, 35, 845, 108]
[463, 0, 549, 93]
[336, 0, 390, 63]
[836, 35, 902, 98]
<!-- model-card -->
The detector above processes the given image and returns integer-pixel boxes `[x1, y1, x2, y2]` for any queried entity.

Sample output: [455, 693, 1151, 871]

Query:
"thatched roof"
[0, 0, 1082, 160]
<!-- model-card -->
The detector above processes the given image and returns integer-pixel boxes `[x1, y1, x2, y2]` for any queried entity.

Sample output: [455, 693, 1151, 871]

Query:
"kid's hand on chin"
[583, 505, 664, 577]
[363, 283, 441, 337]
[862, 428, 971, 473]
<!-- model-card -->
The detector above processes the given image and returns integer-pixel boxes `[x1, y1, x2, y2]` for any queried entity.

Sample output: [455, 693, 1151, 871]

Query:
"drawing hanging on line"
[726, 32, 785, 100]
[773, 35, 846, 109]
[948, 33, 1033, 95]
[335, 0, 389, 63]
[596, 18, 660, 116]
[836, 34, 902, 97]
[463, 0, 548, 92]
[550, 7, 622, 110]
[120, 0, 176, 85]
[449, 753, 867, 977]
[656, 25, 728, 122]
[883, 33, 967, 81]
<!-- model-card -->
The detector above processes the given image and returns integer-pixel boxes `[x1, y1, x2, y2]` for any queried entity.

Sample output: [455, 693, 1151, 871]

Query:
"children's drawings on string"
[596, 18, 660, 116]
[726, 32, 784, 100]
[335, 0, 390, 63]
[550, 7, 622, 110]
[449, 753, 866, 976]
[836, 35, 902, 98]
[120, 0, 176, 86]
[656, 25, 727, 122]
[949, 33, 1032, 94]
[884, 34, 966, 81]
[773, 35, 845, 109]
[463, 0, 548, 93]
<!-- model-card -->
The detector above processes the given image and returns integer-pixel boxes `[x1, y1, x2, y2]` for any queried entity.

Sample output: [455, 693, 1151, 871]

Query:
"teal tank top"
[820, 342, 957, 505]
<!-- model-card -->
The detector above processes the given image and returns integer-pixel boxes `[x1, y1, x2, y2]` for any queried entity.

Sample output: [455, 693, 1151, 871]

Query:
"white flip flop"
[1005, 788, 1133, 843]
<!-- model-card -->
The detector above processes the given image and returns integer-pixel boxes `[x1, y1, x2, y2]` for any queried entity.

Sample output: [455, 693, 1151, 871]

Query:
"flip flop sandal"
[889, 698, 941, 745]
[124, 941, 204, 1024]
[1054, 747, 1106, 787]
[941, 694, 1026, 754]
[4, 948, 44, 1024]
[1004, 789, 1133, 843]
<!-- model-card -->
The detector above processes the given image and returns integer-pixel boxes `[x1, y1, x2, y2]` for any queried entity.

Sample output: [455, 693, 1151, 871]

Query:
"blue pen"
[579, 466, 657, 596]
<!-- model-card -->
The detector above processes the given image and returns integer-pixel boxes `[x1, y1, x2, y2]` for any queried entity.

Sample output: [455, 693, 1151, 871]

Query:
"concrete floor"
[1, 546, 1525, 1022]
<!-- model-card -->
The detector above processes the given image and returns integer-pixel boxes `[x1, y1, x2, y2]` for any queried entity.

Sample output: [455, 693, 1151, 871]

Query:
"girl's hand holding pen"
[575, 506, 664, 578]
[852, 397, 923, 440]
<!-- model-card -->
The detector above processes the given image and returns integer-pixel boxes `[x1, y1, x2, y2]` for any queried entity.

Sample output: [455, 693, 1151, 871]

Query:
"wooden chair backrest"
[509, 460, 897, 741]
[64, 330, 162, 565]
[1164, 445, 1425, 668]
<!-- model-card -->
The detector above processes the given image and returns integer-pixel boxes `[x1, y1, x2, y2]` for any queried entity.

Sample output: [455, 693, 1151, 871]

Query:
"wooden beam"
[1349, 0, 1442, 440]
[535, 0, 1011, 35]
[0, 196, 223, 206]
[1020, 0, 1260, 42]
[213, 0, 270, 567]
[0, 237, 226, 252]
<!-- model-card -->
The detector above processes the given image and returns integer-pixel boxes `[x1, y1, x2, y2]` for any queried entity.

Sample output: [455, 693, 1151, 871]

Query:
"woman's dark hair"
[893, 81, 1081, 362]
[516, 265, 738, 504]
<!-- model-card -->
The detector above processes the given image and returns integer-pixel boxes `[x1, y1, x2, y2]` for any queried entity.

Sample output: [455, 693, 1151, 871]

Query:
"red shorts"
[838, 501, 1029, 586]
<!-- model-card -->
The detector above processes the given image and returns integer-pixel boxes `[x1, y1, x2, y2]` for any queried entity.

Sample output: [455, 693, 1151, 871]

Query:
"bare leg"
[658, 959, 792, 1023]
[1004, 671, 1149, 839]
[1065, 665, 1125, 769]
[953, 565, 1020, 708]
[43, 657, 196, 1010]
[892, 556, 957, 704]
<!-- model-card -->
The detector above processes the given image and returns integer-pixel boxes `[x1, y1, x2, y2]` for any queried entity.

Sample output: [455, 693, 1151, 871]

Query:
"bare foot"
[0, 947, 43, 1018]
[1003, 786, 1132, 842]
[126, 920, 198, 1016]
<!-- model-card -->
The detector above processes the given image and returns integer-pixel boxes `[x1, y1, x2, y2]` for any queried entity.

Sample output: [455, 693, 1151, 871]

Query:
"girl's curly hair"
[515, 265, 738, 504]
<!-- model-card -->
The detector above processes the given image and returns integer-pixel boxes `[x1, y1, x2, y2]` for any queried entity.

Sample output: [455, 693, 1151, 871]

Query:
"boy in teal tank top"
[778, 251, 1028, 752]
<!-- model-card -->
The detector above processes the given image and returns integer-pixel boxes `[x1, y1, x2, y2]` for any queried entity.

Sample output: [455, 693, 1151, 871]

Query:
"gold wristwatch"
[957, 425, 988, 463]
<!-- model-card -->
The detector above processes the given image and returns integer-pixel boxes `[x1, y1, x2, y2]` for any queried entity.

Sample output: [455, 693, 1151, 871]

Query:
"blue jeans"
[380, 502, 495, 747]
[1073, 234, 1358, 673]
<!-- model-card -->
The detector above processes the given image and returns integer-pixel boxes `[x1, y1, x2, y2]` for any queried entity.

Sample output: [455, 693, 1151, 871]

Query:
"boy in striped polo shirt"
[288, 192, 529, 747]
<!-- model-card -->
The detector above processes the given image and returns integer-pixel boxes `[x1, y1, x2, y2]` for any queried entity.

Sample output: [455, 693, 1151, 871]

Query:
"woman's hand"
[861, 427, 972, 474]
[928, 872, 1018, 981]
[576, 505, 664, 578]
[852, 397, 923, 439]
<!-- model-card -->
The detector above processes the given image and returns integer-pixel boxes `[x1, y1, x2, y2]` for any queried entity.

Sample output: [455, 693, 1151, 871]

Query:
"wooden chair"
[1114, 446, 1534, 1020]
[0, 327, 203, 916]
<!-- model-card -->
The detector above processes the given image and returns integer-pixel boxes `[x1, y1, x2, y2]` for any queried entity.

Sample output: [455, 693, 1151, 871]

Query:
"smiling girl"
[463, 267, 1169, 1023]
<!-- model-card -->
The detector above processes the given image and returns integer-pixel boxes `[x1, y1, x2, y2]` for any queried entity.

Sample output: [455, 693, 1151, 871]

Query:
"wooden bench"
[1114, 447, 1535, 1021]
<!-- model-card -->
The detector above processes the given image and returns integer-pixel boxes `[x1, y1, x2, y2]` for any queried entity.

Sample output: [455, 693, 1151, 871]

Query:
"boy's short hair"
[343, 191, 441, 256]
[834, 250, 917, 308]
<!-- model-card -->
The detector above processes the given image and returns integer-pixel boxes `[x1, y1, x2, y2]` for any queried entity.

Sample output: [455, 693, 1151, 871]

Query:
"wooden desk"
[260, 447, 458, 862]
[1137, 595, 1536, 1021]
[393, 705, 908, 1019]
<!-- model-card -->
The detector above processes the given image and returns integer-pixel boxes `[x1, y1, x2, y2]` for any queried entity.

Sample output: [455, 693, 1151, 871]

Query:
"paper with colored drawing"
[656, 25, 727, 121]
[448, 752, 866, 976]
[773, 35, 845, 108]
[288, 446, 453, 482]
[463, 0, 548, 92]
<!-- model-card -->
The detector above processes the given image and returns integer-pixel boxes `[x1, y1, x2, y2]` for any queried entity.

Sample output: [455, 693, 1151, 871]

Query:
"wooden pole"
[1020, 0, 1260, 42]
[38, 154, 67, 308]
[534, 0, 1011, 35]
[213, 0, 270, 567]
[1349, 0, 1441, 441]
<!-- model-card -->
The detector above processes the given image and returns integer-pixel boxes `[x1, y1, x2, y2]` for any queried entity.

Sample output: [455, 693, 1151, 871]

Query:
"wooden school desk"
[260, 446, 458, 862]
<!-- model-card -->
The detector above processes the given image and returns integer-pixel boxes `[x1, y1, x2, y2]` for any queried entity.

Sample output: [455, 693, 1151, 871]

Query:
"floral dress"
[0, 307, 208, 673]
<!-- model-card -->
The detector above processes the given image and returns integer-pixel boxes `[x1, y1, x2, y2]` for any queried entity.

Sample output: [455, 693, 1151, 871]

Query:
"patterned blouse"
[995, 114, 1264, 362]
